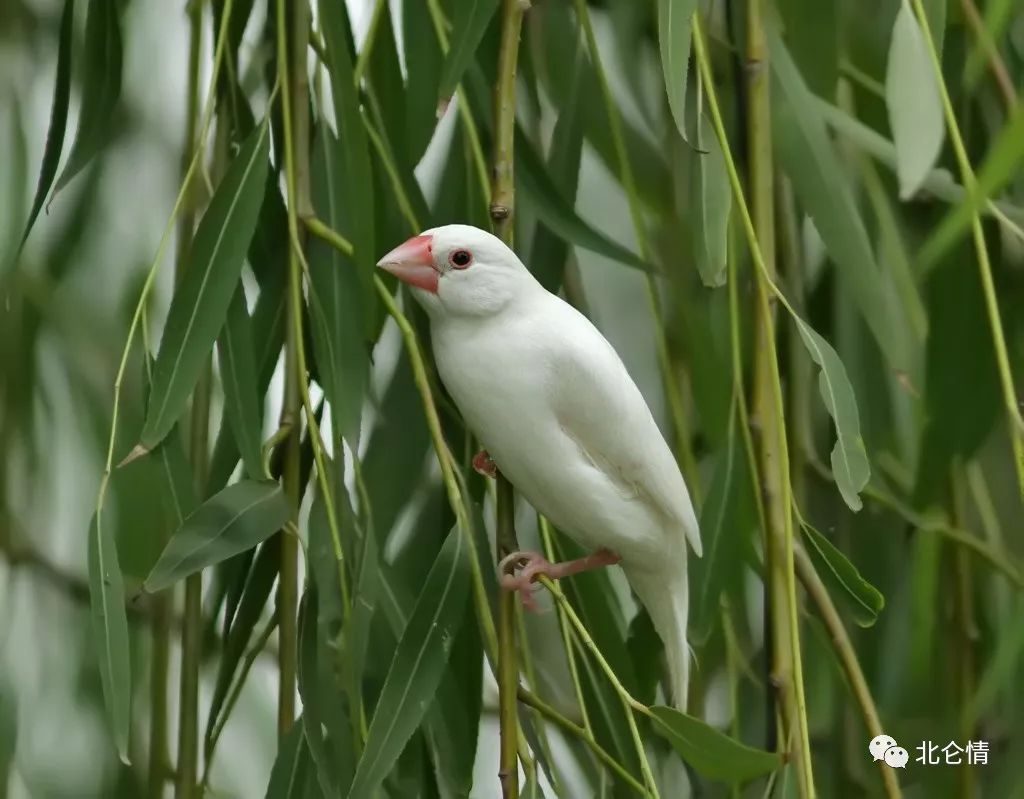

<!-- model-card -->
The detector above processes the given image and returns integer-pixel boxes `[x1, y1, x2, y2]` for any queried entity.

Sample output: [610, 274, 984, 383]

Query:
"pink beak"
[376, 234, 439, 293]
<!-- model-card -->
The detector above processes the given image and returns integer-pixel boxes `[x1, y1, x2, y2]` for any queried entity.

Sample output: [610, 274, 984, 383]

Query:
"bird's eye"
[449, 249, 473, 269]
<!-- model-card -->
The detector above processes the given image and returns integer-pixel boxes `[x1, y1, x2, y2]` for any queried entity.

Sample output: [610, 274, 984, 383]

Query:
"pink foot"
[499, 549, 622, 612]
[473, 449, 497, 478]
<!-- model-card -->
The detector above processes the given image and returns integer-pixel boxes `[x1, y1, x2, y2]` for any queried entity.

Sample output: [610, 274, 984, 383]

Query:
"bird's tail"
[626, 562, 692, 711]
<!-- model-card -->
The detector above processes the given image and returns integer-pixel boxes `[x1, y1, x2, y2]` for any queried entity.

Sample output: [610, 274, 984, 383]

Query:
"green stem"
[693, 13, 815, 796]
[490, 4, 526, 796]
[950, 467, 977, 799]
[794, 547, 901, 799]
[539, 576, 661, 796]
[274, 0, 311, 736]
[174, 5, 206, 796]
[352, 0, 386, 87]
[539, 518, 592, 733]
[911, 0, 1024, 502]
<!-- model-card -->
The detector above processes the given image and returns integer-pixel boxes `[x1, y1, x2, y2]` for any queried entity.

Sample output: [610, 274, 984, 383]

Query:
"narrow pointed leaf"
[657, 0, 697, 142]
[516, 130, 650, 272]
[436, 0, 500, 108]
[87, 513, 131, 763]
[347, 527, 471, 799]
[691, 412, 754, 641]
[54, 0, 123, 192]
[204, 541, 279, 753]
[318, 0, 377, 321]
[402, 0, 444, 164]
[265, 717, 314, 798]
[800, 522, 884, 627]
[217, 286, 264, 479]
[691, 116, 731, 286]
[298, 588, 340, 798]
[650, 706, 780, 781]
[144, 480, 290, 591]
[794, 318, 870, 511]
[308, 123, 369, 448]
[530, 41, 585, 293]
[769, 31, 907, 373]
[921, 104, 1024, 266]
[0, 675, 15, 781]
[885, 2, 945, 199]
[19, 0, 74, 249]
[141, 121, 270, 449]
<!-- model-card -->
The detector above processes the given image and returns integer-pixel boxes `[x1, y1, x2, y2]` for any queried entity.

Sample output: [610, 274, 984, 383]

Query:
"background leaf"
[141, 121, 270, 449]
[794, 318, 871, 511]
[18, 0, 74, 249]
[144, 480, 290, 591]
[347, 527, 471, 799]
[800, 522, 885, 627]
[657, 0, 697, 142]
[54, 0, 123, 192]
[650, 705, 780, 781]
[217, 286, 264, 479]
[691, 115, 731, 286]
[770, 30, 909, 374]
[885, 1, 945, 199]
[87, 513, 131, 764]
[436, 0, 501, 108]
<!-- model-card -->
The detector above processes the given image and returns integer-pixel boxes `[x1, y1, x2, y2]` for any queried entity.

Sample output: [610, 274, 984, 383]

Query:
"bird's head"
[376, 224, 539, 318]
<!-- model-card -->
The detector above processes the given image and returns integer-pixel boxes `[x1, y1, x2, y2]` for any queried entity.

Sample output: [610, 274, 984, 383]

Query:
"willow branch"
[794, 547, 901, 798]
[490, 4, 526, 796]
[693, 12, 815, 795]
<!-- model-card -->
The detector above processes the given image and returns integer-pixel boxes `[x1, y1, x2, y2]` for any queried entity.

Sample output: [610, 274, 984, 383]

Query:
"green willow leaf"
[308, 123, 369, 448]
[204, 541, 278, 756]
[0, 674, 15, 781]
[347, 526, 471, 799]
[533, 0, 672, 212]
[691, 116, 731, 287]
[691, 410, 753, 642]
[515, 130, 650, 272]
[794, 318, 870, 511]
[87, 513, 131, 764]
[529, 42, 585, 293]
[657, 0, 697, 142]
[298, 588, 340, 798]
[19, 0, 74, 250]
[264, 717, 314, 799]
[885, 1, 945, 200]
[141, 121, 270, 449]
[800, 521, 884, 627]
[318, 0, 376, 320]
[769, 31, 908, 374]
[402, 0, 444, 165]
[217, 286, 264, 479]
[436, 0, 500, 110]
[144, 480, 290, 592]
[54, 0, 123, 192]
[650, 706, 780, 781]
[921, 104, 1024, 267]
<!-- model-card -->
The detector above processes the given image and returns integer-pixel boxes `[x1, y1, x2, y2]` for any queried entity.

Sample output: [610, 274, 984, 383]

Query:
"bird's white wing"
[544, 303, 702, 557]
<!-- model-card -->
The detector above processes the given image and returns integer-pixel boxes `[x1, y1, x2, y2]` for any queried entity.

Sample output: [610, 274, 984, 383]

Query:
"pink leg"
[499, 549, 621, 611]
[473, 449, 497, 478]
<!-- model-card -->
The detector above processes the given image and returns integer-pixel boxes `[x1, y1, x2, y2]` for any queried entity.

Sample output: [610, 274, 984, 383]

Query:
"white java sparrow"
[377, 224, 703, 709]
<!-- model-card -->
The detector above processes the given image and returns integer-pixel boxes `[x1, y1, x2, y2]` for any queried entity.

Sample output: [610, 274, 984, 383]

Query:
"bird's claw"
[473, 449, 498, 478]
[499, 551, 552, 613]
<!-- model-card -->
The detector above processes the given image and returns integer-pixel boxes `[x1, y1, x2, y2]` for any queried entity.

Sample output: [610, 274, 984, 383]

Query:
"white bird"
[377, 224, 702, 709]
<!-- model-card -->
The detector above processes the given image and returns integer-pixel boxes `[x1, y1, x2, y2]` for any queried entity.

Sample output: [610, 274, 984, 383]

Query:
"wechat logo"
[869, 735, 908, 769]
